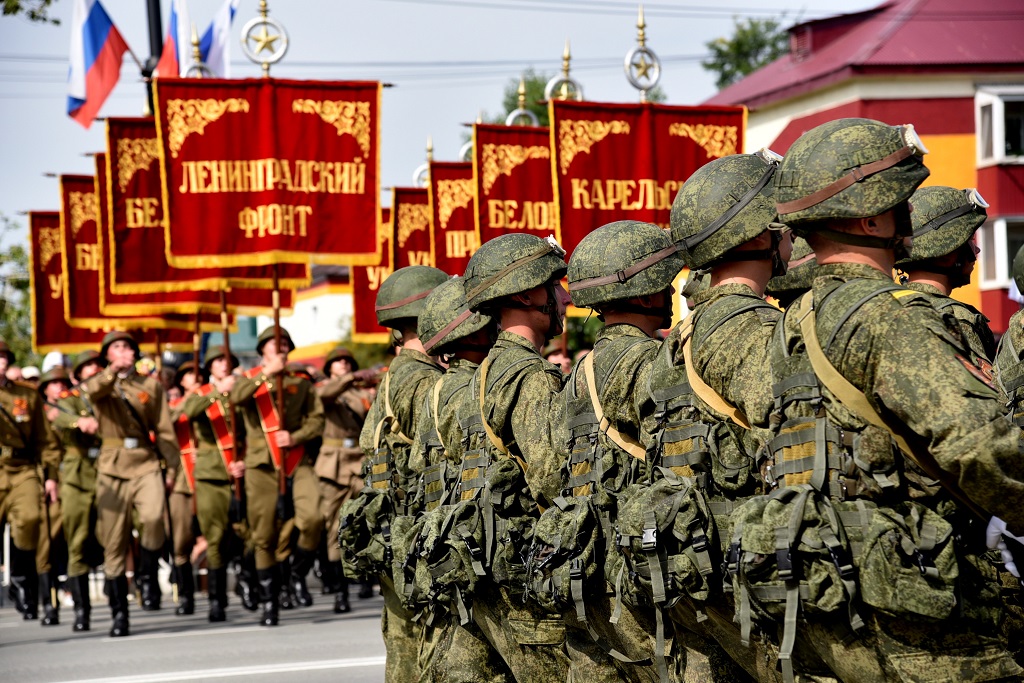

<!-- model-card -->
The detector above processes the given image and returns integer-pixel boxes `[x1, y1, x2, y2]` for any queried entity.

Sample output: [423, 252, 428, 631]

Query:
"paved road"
[0, 590, 386, 683]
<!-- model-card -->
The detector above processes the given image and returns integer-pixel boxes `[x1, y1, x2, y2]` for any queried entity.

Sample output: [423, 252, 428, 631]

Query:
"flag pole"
[219, 290, 241, 500]
[273, 265, 286, 497]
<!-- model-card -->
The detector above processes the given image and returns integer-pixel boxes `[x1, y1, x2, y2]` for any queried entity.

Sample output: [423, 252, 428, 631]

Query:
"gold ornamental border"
[436, 178, 474, 230]
[165, 97, 251, 158]
[397, 202, 430, 247]
[292, 99, 372, 157]
[480, 143, 550, 195]
[557, 119, 630, 175]
[116, 138, 160, 192]
[668, 123, 739, 159]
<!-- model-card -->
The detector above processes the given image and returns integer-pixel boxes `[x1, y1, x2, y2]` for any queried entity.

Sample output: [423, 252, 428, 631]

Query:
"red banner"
[391, 187, 433, 270]
[105, 118, 309, 294]
[28, 212, 106, 353]
[549, 100, 746, 256]
[472, 123, 556, 245]
[351, 207, 393, 344]
[153, 78, 383, 267]
[428, 161, 478, 276]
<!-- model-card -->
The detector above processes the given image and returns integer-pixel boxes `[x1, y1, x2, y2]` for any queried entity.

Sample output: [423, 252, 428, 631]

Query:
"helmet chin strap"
[540, 282, 564, 339]
[712, 232, 789, 277]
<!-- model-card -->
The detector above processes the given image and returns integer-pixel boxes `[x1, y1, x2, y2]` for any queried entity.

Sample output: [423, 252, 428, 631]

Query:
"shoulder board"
[58, 389, 72, 399]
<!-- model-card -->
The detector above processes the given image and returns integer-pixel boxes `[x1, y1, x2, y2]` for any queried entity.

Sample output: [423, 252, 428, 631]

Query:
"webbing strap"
[582, 352, 646, 462]
[680, 316, 751, 429]
[382, 373, 413, 446]
[477, 359, 508, 456]
[430, 377, 444, 448]
[777, 145, 915, 214]
[797, 291, 987, 521]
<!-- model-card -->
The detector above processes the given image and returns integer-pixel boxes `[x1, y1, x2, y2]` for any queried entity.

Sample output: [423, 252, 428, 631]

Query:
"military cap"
[202, 345, 239, 373]
[463, 233, 567, 311]
[375, 266, 449, 329]
[72, 350, 104, 380]
[38, 366, 72, 391]
[569, 220, 683, 308]
[323, 345, 359, 374]
[256, 326, 295, 355]
[0, 339, 15, 365]
[672, 149, 784, 270]
[418, 277, 494, 355]
[173, 360, 203, 389]
[775, 118, 930, 227]
[100, 330, 140, 360]
[895, 186, 988, 267]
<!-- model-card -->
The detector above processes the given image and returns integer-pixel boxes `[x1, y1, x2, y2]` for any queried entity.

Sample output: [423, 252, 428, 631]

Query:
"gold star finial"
[633, 54, 653, 81]
[250, 23, 280, 55]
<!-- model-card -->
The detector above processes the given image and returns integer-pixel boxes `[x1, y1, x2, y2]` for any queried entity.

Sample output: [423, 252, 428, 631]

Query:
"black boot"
[174, 563, 195, 615]
[289, 548, 315, 607]
[68, 574, 91, 632]
[256, 568, 278, 627]
[8, 546, 38, 620]
[106, 575, 130, 637]
[235, 554, 259, 612]
[278, 562, 295, 610]
[208, 566, 227, 623]
[40, 571, 60, 626]
[358, 578, 375, 599]
[138, 548, 162, 611]
[333, 579, 351, 614]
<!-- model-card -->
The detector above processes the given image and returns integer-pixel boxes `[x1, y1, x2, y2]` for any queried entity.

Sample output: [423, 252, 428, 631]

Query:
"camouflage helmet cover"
[895, 186, 988, 267]
[775, 118, 930, 226]
[256, 326, 295, 354]
[568, 220, 683, 308]
[1013, 245, 1024, 295]
[670, 150, 783, 270]
[375, 265, 449, 328]
[463, 233, 567, 311]
[418, 277, 494, 355]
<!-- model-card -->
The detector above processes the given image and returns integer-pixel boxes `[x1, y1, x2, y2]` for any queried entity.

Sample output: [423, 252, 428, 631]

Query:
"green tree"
[0, 215, 36, 364]
[702, 16, 790, 90]
[3, 0, 60, 24]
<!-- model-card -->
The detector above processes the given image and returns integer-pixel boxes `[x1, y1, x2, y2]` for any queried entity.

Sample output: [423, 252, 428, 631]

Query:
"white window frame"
[979, 217, 1024, 290]
[976, 86, 1024, 167]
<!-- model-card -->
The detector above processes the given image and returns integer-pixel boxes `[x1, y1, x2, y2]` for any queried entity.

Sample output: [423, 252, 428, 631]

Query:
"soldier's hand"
[44, 479, 59, 504]
[216, 374, 237, 393]
[165, 476, 176, 493]
[228, 460, 246, 479]
[353, 368, 380, 385]
[987, 516, 1023, 578]
[45, 406, 59, 421]
[275, 430, 293, 448]
[77, 416, 99, 435]
[264, 353, 286, 377]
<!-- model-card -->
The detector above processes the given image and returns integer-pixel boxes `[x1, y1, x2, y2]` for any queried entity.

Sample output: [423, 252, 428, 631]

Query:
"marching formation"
[4, 117, 1024, 683]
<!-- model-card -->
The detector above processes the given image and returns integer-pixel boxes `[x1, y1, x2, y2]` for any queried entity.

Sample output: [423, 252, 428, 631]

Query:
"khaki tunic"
[53, 389, 101, 576]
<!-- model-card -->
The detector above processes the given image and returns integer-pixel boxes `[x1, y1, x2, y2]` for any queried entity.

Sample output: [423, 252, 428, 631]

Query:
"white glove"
[986, 516, 1022, 578]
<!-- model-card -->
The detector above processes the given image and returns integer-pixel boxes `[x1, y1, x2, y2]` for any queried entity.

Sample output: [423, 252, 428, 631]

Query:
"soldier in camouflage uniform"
[52, 351, 104, 631]
[410, 276, 513, 683]
[896, 185, 995, 363]
[651, 150, 795, 682]
[315, 345, 373, 614]
[760, 117, 1022, 681]
[458, 233, 598, 683]
[564, 220, 703, 683]
[0, 339, 62, 624]
[82, 331, 179, 638]
[356, 265, 448, 682]
[229, 326, 325, 627]
[995, 245, 1024, 414]
[37, 366, 72, 626]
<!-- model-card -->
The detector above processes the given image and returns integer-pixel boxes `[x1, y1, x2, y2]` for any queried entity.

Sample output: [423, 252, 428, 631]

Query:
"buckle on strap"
[642, 527, 658, 551]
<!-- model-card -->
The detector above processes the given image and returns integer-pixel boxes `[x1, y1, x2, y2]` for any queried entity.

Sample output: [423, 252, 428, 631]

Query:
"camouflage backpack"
[996, 329, 1024, 428]
[338, 487, 394, 579]
[416, 374, 470, 514]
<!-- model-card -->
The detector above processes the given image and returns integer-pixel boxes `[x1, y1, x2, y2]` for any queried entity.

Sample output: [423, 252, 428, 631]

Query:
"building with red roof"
[705, 0, 1024, 331]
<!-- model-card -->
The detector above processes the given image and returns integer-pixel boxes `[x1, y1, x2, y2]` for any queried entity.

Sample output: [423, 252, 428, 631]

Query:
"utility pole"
[144, 0, 163, 113]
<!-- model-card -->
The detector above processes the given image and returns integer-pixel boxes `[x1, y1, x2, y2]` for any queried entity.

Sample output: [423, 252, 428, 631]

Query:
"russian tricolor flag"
[67, 0, 129, 129]
[154, 0, 193, 79]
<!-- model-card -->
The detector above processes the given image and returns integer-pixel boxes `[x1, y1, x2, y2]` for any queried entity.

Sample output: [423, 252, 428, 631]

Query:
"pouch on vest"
[392, 513, 429, 615]
[338, 488, 394, 579]
[418, 500, 489, 625]
[996, 329, 1024, 429]
[527, 495, 603, 616]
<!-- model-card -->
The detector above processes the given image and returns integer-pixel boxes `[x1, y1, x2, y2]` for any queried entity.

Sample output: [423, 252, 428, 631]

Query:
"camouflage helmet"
[1013, 245, 1024, 295]
[418, 277, 494, 355]
[202, 345, 239, 373]
[776, 118, 930, 227]
[100, 330, 140, 360]
[463, 233, 567, 311]
[895, 186, 988, 267]
[766, 237, 817, 307]
[38, 366, 72, 392]
[72, 350, 103, 379]
[256, 326, 295, 355]
[568, 220, 683, 308]
[671, 149, 784, 270]
[323, 345, 358, 374]
[375, 265, 449, 329]
[0, 338, 13, 365]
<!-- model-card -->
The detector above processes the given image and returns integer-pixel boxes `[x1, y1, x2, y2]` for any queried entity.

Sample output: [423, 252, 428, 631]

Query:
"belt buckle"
[123, 437, 139, 449]
[343, 438, 356, 449]
[87, 447, 100, 459]
[0, 446, 11, 458]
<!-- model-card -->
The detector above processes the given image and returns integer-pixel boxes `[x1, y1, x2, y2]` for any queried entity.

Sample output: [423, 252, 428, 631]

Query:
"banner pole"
[273, 265, 286, 497]
[220, 290, 241, 500]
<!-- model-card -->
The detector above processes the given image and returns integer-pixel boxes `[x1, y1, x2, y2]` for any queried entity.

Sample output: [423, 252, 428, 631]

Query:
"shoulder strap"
[582, 348, 646, 462]
[797, 291, 986, 521]
[477, 358, 509, 457]
[430, 376, 445, 443]
[382, 371, 413, 446]
[680, 316, 751, 430]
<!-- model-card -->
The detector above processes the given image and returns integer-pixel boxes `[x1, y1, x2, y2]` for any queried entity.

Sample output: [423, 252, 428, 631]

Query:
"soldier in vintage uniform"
[81, 331, 179, 638]
[182, 346, 245, 622]
[229, 326, 324, 627]
[37, 366, 74, 626]
[895, 185, 995, 363]
[409, 277, 513, 683]
[565, 220, 702, 683]
[51, 351, 104, 631]
[0, 339, 62, 622]
[166, 360, 201, 615]
[760, 118, 1023, 681]
[355, 265, 447, 682]
[315, 345, 373, 614]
